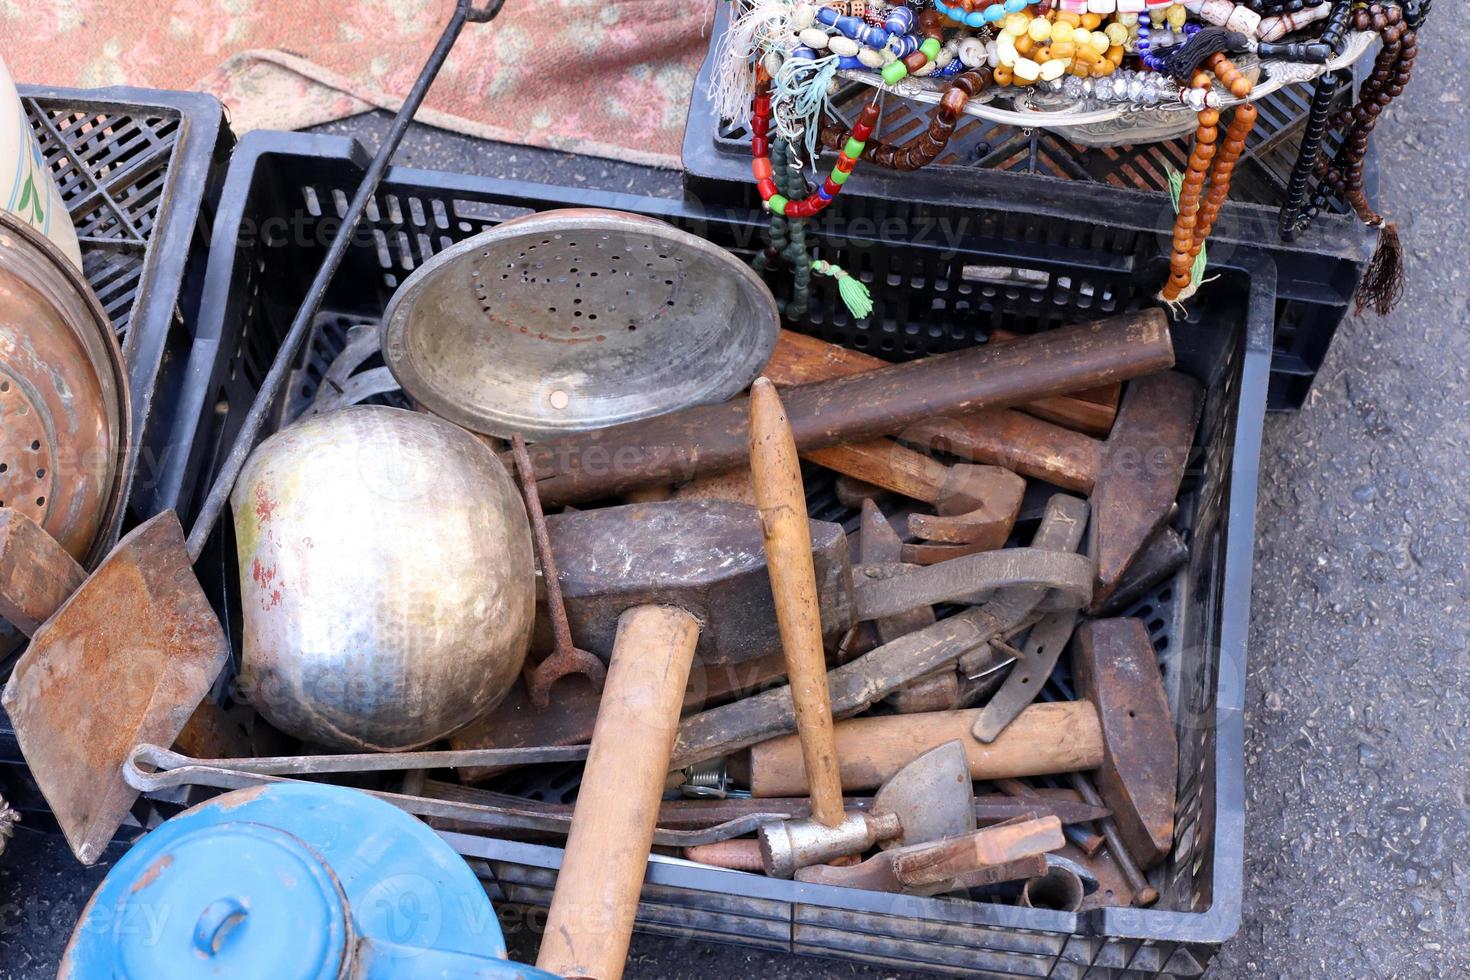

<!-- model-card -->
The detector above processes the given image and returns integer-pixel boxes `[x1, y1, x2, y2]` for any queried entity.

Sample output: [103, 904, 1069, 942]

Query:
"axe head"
[872, 740, 976, 850]
[1090, 372, 1203, 606]
[549, 499, 848, 665]
[1070, 618, 1177, 869]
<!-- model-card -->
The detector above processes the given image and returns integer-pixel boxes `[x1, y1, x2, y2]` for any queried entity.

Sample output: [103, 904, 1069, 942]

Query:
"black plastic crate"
[18, 85, 234, 534]
[182, 128, 1267, 977]
[0, 87, 231, 831]
[683, 2, 1372, 410]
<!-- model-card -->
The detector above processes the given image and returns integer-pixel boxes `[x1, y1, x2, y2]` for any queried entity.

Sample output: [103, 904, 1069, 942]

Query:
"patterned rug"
[5, 0, 716, 168]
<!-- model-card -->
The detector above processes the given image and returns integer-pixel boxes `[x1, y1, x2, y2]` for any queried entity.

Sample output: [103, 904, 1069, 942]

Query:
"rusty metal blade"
[0, 512, 228, 864]
[1090, 373, 1202, 604]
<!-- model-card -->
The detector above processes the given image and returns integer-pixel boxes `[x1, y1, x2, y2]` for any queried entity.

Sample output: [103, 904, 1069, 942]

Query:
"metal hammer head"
[548, 499, 848, 666]
[1090, 372, 1202, 606]
[1070, 618, 1177, 870]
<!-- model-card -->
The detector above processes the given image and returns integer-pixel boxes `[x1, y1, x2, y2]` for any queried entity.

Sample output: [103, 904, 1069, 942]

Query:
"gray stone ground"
[0, 20, 1463, 977]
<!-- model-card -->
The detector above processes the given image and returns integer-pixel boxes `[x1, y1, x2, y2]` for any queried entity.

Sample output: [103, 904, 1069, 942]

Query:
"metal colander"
[0, 212, 129, 565]
[380, 208, 779, 440]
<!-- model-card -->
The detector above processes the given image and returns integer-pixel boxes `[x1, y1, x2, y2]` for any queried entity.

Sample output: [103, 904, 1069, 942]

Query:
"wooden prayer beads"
[1158, 54, 1258, 304]
[817, 68, 994, 171]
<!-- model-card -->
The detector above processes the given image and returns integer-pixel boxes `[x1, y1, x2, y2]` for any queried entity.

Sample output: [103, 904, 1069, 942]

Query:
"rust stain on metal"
[253, 482, 278, 524]
[0, 511, 230, 864]
[129, 854, 174, 893]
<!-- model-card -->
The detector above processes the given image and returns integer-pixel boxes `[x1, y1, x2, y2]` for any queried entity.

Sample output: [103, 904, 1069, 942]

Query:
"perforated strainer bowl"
[380, 209, 780, 440]
[0, 212, 129, 565]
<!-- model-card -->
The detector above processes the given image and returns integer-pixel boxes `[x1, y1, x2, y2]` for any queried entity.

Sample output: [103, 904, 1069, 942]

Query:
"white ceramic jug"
[0, 55, 82, 270]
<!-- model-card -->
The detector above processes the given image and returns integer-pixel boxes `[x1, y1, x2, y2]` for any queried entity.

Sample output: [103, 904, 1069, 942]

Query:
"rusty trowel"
[0, 0, 505, 865]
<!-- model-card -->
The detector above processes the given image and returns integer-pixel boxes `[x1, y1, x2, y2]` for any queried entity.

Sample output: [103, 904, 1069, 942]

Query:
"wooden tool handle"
[768, 329, 1121, 436]
[527, 313, 1174, 506]
[905, 409, 1100, 494]
[747, 701, 1103, 797]
[802, 439, 947, 505]
[893, 816, 1065, 887]
[749, 379, 845, 829]
[537, 605, 700, 980]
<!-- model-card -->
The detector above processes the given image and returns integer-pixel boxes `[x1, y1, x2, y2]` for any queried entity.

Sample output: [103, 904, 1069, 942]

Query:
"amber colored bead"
[940, 87, 969, 116]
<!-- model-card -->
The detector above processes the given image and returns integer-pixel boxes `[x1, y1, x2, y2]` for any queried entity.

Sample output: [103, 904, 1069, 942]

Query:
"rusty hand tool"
[124, 743, 822, 850]
[744, 619, 1176, 885]
[795, 816, 1064, 895]
[904, 371, 1203, 606]
[851, 501, 957, 713]
[1070, 618, 1176, 869]
[546, 498, 1083, 668]
[1067, 773, 1159, 907]
[971, 608, 1080, 742]
[448, 652, 791, 783]
[0, 0, 505, 866]
[671, 547, 1092, 771]
[757, 741, 976, 878]
[1096, 524, 1189, 617]
[522, 312, 1174, 507]
[803, 442, 1026, 550]
[420, 780, 1107, 834]
[670, 495, 1094, 769]
[509, 434, 607, 707]
[749, 378, 846, 832]
[537, 607, 701, 980]
[991, 777, 1104, 856]
[953, 493, 1089, 698]
[765, 328, 1121, 436]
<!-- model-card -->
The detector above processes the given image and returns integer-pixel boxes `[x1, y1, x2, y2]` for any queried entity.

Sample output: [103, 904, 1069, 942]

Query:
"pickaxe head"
[1090, 372, 1202, 606]
[1070, 617, 1176, 870]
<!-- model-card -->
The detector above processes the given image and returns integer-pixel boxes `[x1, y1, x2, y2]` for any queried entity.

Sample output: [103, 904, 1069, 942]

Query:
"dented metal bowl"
[380, 208, 780, 440]
[0, 211, 129, 565]
[232, 406, 534, 752]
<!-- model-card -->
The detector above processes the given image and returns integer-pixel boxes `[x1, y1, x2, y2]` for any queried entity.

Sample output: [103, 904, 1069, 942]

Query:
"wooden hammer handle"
[748, 701, 1104, 797]
[801, 439, 947, 505]
[748, 379, 846, 829]
[767, 330, 1120, 435]
[537, 605, 701, 980]
[905, 410, 1100, 494]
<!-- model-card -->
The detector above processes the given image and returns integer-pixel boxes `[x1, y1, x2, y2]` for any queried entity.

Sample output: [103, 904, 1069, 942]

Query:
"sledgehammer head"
[1070, 618, 1177, 869]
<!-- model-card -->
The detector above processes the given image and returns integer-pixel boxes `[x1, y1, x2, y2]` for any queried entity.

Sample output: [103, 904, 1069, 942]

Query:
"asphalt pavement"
[0, 19, 1464, 976]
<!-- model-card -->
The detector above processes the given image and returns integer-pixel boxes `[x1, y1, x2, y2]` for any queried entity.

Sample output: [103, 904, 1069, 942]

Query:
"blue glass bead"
[887, 34, 918, 57]
[964, 10, 985, 26]
[790, 44, 818, 60]
[860, 26, 888, 48]
[837, 55, 866, 69]
[984, 5, 1006, 22]
[835, 15, 864, 36]
[816, 6, 839, 26]
[1003, 0, 1027, 12]
[885, 7, 915, 34]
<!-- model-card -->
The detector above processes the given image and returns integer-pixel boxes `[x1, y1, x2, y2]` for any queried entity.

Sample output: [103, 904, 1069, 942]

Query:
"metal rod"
[185, 0, 499, 561]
